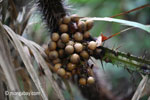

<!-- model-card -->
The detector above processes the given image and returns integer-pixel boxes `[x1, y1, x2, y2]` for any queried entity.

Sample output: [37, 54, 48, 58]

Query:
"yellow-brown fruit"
[65, 72, 72, 79]
[80, 51, 89, 60]
[57, 39, 65, 48]
[74, 43, 83, 53]
[62, 16, 71, 24]
[61, 33, 70, 43]
[58, 49, 65, 58]
[79, 78, 86, 85]
[78, 21, 86, 32]
[83, 31, 90, 39]
[67, 41, 74, 46]
[65, 45, 74, 54]
[49, 50, 58, 60]
[52, 58, 61, 64]
[85, 20, 94, 30]
[71, 14, 80, 22]
[59, 24, 68, 33]
[51, 33, 59, 42]
[48, 41, 57, 51]
[73, 32, 83, 42]
[87, 76, 95, 84]
[44, 48, 49, 56]
[67, 63, 76, 71]
[53, 63, 62, 72]
[88, 41, 97, 50]
[57, 68, 66, 77]
[70, 53, 80, 64]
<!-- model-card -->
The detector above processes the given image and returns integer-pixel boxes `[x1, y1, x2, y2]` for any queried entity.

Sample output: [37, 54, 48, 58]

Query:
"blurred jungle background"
[0, 0, 150, 100]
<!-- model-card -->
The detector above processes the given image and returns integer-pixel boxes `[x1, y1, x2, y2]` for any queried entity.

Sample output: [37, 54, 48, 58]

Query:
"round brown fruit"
[80, 51, 89, 60]
[49, 50, 58, 60]
[57, 39, 65, 48]
[79, 78, 86, 85]
[53, 63, 62, 72]
[78, 21, 86, 32]
[67, 41, 74, 46]
[57, 68, 66, 77]
[83, 31, 90, 39]
[87, 76, 95, 84]
[58, 49, 65, 58]
[71, 14, 80, 22]
[85, 20, 94, 30]
[88, 41, 97, 50]
[59, 24, 68, 33]
[65, 45, 74, 54]
[73, 32, 83, 42]
[48, 41, 57, 51]
[74, 43, 83, 53]
[70, 53, 80, 64]
[61, 33, 70, 43]
[67, 63, 76, 71]
[44, 48, 49, 56]
[51, 33, 59, 42]
[62, 16, 71, 24]
[52, 58, 61, 64]
[65, 72, 72, 79]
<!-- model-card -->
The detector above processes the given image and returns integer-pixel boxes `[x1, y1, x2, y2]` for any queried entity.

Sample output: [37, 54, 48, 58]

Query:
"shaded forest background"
[0, 0, 150, 100]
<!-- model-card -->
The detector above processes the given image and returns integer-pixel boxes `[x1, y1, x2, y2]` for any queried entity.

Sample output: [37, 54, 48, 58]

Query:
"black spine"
[38, 0, 68, 33]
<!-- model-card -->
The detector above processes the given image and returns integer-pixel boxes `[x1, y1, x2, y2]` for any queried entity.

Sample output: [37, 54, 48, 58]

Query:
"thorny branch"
[93, 46, 150, 74]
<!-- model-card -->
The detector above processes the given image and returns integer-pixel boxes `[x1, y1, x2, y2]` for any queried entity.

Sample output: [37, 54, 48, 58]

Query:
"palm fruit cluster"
[45, 14, 97, 85]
